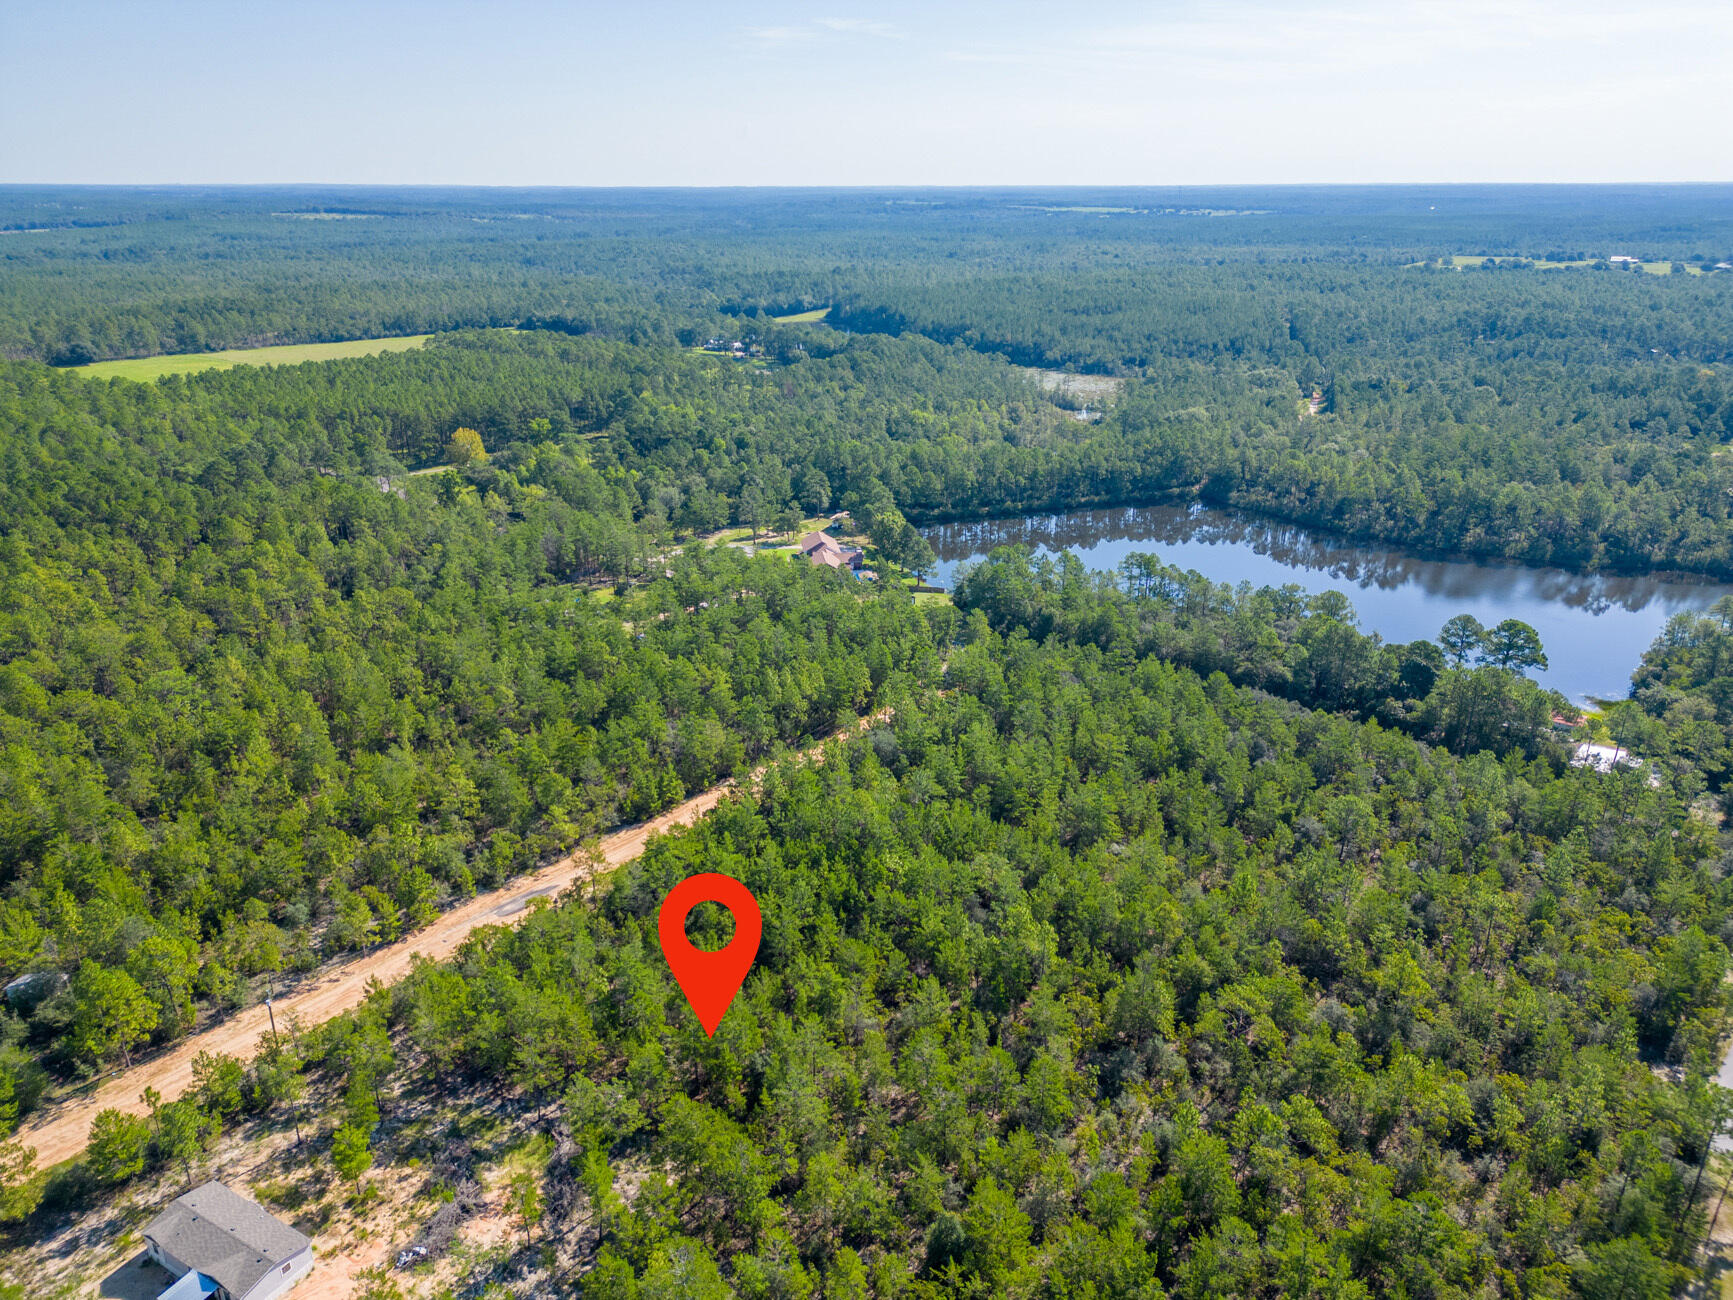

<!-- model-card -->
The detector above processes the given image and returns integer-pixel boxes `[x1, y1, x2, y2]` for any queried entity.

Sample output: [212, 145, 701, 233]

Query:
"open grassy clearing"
[1446, 254, 1591, 269]
[1440, 254, 1705, 274]
[770, 306, 830, 323]
[71, 334, 433, 381]
[702, 517, 841, 549]
[1023, 366, 1130, 402]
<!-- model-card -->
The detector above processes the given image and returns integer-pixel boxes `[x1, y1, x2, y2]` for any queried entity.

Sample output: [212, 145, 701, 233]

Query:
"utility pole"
[264, 975, 304, 1145]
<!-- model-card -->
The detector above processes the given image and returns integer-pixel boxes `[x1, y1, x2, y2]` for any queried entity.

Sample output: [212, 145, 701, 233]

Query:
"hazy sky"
[3, 0, 1728, 185]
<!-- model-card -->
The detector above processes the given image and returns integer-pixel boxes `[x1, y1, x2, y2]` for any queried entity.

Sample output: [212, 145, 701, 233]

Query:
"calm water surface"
[924, 504, 1733, 704]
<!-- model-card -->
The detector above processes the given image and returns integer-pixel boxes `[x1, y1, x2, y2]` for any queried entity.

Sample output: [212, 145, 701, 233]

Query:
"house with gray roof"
[142, 1182, 312, 1300]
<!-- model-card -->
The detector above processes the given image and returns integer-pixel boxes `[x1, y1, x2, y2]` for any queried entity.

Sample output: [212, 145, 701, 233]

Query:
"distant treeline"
[3, 186, 1729, 366]
[4, 189, 1729, 582]
[122, 327, 1733, 578]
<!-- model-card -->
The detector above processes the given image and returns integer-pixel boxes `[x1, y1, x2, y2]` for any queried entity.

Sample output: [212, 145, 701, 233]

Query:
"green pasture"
[770, 307, 830, 323]
[1443, 254, 1703, 274]
[71, 334, 433, 381]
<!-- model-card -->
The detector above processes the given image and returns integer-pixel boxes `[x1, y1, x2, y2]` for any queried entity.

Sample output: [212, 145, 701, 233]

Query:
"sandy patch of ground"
[9, 1076, 561, 1300]
[1023, 368, 1129, 403]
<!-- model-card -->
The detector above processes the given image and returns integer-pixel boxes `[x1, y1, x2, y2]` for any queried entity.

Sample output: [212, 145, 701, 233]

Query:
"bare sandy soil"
[15, 719, 879, 1172]
[9, 1053, 546, 1300]
[1024, 367, 1129, 403]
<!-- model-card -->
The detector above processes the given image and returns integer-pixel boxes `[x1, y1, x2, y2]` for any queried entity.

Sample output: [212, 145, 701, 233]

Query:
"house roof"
[1571, 741, 1636, 772]
[799, 532, 865, 564]
[802, 534, 863, 568]
[159, 1270, 221, 1300]
[144, 1182, 309, 1300]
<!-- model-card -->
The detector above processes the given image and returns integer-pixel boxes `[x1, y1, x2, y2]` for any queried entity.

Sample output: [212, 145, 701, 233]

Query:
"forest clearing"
[1441, 253, 1709, 274]
[70, 334, 432, 380]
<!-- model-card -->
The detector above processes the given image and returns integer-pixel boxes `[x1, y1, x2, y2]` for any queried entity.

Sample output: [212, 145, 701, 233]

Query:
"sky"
[2, 0, 1729, 186]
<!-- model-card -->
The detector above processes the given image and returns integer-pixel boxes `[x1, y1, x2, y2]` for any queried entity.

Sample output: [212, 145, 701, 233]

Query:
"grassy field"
[1443, 254, 1704, 275]
[1022, 367, 1129, 402]
[1446, 254, 1586, 269]
[770, 307, 830, 323]
[72, 334, 433, 381]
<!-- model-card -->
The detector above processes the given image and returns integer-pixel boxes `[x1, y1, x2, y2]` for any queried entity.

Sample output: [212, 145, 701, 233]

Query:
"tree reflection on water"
[924, 503, 1733, 703]
[924, 503, 1726, 614]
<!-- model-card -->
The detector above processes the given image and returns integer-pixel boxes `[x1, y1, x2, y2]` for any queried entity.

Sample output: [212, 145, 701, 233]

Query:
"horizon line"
[5, 180, 1733, 191]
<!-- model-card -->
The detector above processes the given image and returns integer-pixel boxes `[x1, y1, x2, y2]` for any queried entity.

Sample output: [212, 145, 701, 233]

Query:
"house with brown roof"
[796, 531, 864, 571]
[143, 1182, 312, 1300]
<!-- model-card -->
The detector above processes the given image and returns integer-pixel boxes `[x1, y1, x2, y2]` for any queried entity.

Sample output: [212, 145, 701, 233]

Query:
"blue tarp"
[157, 1269, 219, 1300]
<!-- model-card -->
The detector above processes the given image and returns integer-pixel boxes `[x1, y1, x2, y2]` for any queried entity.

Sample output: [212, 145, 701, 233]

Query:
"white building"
[143, 1182, 312, 1300]
[1570, 742, 1660, 786]
[1571, 741, 1635, 773]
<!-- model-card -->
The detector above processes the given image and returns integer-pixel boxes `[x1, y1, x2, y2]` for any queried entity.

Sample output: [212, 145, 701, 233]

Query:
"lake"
[923, 503, 1733, 704]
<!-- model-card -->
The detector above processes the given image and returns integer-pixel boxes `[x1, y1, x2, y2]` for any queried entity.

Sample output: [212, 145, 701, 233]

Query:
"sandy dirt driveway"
[15, 717, 882, 1171]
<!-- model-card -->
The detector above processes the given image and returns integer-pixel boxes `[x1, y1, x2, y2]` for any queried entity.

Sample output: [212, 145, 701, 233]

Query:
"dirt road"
[15, 720, 878, 1171]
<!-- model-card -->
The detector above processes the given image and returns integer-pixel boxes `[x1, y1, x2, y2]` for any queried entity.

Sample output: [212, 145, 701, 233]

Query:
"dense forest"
[32, 567, 1730, 1297]
[0, 324, 1588, 1116]
[46, 322, 1733, 580]
[3, 187, 1733, 1296]
[1607, 599, 1733, 794]
[0, 354, 950, 1112]
[4, 187, 1728, 575]
[3, 186, 1729, 368]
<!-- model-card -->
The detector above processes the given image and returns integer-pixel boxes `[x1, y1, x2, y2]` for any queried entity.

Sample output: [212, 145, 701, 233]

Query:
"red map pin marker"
[657, 873, 762, 1037]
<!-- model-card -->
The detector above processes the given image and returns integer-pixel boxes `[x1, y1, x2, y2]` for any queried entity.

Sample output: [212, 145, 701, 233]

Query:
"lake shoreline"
[923, 500, 1733, 704]
[910, 490, 1733, 588]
